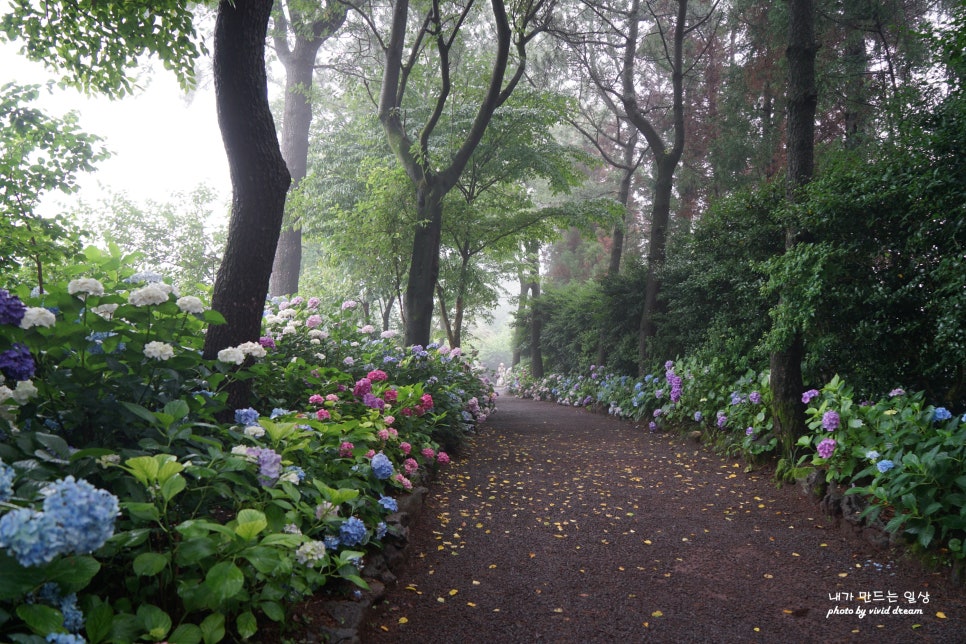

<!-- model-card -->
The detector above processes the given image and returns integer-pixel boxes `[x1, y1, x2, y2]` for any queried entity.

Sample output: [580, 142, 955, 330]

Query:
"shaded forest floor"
[352, 395, 965, 643]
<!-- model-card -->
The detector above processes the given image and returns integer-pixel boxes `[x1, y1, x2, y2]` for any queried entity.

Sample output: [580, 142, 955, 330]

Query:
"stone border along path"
[335, 395, 964, 643]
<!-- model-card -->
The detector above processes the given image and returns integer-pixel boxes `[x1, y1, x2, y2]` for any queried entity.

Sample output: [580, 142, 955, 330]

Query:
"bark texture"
[204, 0, 292, 407]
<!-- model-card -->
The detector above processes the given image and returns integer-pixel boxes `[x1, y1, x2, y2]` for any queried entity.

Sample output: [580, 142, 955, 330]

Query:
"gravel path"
[361, 395, 966, 643]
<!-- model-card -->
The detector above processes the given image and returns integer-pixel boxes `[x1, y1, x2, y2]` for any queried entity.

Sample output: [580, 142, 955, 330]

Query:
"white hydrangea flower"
[295, 540, 327, 566]
[236, 341, 266, 358]
[281, 324, 297, 335]
[0, 385, 13, 403]
[380, 330, 397, 339]
[11, 380, 38, 404]
[310, 339, 320, 345]
[244, 425, 265, 438]
[308, 329, 325, 339]
[176, 296, 205, 314]
[263, 314, 281, 326]
[91, 303, 119, 319]
[277, 308, 298, 320]
[279, 470, 301, 484]
[20, 307, 56, 329]
[129, 285, 169, 307]
[217, 347, 245, 365]
[230, 445, 256, 461]
[143, 341, 175, 361]
[67, 278, 105, 298]
[359, 325, 375, 334]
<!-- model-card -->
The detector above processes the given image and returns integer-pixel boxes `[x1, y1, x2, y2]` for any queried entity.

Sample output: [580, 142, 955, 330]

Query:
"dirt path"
[361, 395, 966, 643]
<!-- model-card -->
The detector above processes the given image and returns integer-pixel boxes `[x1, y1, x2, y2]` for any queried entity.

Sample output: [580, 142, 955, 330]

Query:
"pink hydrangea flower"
[420, 393, 434, 409]
[394, 473, 413, 490]
[316, 409, 331, 421]
[383, 389, 398, 403]
[326, 394, 340, 402]
[340, 441, 354, 458]
[421, 447, 435, 460]
[309, 394, 324, 404]
[365, 449, 375, 458]
[388, 428, 398, 438]
[384, 415, 395, 426]
[307, 297, 320, 309]
[404, 458, 419, 475]
[354, 378, 372, 397]
[400, 442, 411, 455]
[367, 369, 388, 382]
[306, 314, 322, 328]
[437, 452, 450, 464]
[377, 429, 390, 441]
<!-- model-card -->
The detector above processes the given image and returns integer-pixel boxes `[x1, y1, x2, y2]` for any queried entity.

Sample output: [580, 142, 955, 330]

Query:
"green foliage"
[1, 1, 203, 96]
[1, 254, 495, 642]
[797, 376, 966, 558]
[73, 186, 228, 295]
[0, 82, 107, 289]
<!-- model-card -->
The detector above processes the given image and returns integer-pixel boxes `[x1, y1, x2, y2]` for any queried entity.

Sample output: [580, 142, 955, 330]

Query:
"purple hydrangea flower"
[821, 410, 840, 431]
[817, 438, 837, 459]
[749, 391, 762, 405]
[802, 389, 820, 404]
[247, 447, 282, 486]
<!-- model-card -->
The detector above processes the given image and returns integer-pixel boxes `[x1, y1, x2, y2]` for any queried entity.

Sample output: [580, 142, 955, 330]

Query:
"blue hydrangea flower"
[0, 460, 15, 502]
[234, 408, 259, 426]
[0, 508, 62, 567]
[339, 517, 367, 547]
[0, 343, 35, 381]
[876, 459, 895, 473]
[0, 289, 26, 326]
[42, 476, 120, 555]
[693, 411, 703, 422]
[378, 496, 398, 513]
[46, 633, 86, 643]
[933, 407, 952, 422]
[270, 407, 290, 419]
[376, 522, 388, 539]
[323, 535, 341, 550]
[371, 452, 394, 480]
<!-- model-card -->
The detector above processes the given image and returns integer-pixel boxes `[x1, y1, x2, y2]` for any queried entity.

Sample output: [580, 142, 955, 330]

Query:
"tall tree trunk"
[622, 0, 688, 372]
[607, 133, 638, 276]
[204, 0, 292, 409]
[526, 242, 543, 379]
[511, 272, 528, 367]
[436, 282, 456, 347]
[770, 0, 817, 460]
[269, 2, 346, 296]
[405, 188, 444, 346]
[381, 296, 394, 331]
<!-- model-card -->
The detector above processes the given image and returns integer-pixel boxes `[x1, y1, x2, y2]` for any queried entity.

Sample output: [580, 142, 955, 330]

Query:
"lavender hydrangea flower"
[802, 389, 820, 404]
[247, 447, 282, 486]
[339, 517, 367, 547]
[749, 391, 762, 405]
[693, 411, 703, 422]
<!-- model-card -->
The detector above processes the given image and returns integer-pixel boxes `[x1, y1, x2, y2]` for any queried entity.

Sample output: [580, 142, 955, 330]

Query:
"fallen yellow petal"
[449, 589, 459, 596]
[937, 611, 947, 619]
[398, 617, 408, 624]
[652, 610, 663, 617]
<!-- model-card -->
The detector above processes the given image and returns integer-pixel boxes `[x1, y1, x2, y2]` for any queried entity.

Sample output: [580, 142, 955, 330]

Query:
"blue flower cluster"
[235, 407, 260, 426]
[933, 407, 952, 422]
[31, 583, 84, 633]
[371, 452, 394, 479]
[378, 496, 398, 513]
[0, 289, 26, 326]
[339, 516, 367, 546]
[0, 459, 14, 502]
[0, 476, 119, 567]
[0, 343, 35, 381]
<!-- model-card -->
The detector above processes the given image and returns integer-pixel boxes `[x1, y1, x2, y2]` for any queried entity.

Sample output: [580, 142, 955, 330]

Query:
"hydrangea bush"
[0, 250, 495, 642]
[512, 360, 965, 564]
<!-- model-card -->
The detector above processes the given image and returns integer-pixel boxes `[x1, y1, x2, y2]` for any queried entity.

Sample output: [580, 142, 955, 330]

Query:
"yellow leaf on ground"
[937, 611, 947, 619]
[449, 589, 458, 596]
[398, 617, 408, 624]
[652, 610, 663, 617]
